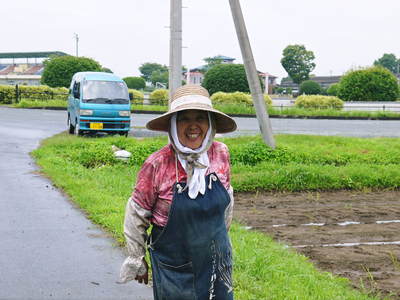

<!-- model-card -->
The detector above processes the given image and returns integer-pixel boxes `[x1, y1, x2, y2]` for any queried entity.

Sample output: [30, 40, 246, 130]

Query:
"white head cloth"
[170, 112, 213, 199]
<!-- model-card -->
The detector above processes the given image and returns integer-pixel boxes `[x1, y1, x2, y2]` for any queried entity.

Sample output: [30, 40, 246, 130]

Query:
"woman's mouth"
[187, 133, 200, 140]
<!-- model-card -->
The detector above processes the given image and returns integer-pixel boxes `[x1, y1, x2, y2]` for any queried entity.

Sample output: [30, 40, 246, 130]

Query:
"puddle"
[293, 241, 400, 248]
[271, 219, 400, 228]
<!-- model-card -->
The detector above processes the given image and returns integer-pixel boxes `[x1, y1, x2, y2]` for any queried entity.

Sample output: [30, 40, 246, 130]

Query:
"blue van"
[67, 72, 131, 136]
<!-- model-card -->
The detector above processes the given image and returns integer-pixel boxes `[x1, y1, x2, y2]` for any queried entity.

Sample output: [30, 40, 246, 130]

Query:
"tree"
[374, 53, 399, 74]
[201, 56, 224, 73]
[41, 55, 102, 88]
[338, 66, 399, 101]
[102, 67, 113, 73]
[139, 62, 168, 82]
[150, 70, 169, 87]
[281, 44, 316, 84]
[327, 83, 340, 96]
[202, 64, 252, 95]
[299, 80, 322, 95]
[123, 76, 146, 89]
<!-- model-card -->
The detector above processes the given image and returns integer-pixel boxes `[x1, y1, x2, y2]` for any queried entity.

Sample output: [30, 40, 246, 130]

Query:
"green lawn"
[30, 133, 395, 299]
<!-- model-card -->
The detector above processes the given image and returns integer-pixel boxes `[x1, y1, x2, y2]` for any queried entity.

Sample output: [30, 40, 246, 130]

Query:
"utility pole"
[169, 0, 182, 104]
[74, 33, 79, 57]
[229, 0, 275, 148]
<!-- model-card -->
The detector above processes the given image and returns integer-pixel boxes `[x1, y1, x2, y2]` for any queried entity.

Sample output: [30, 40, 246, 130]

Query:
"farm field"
[234, 190, 400, 298]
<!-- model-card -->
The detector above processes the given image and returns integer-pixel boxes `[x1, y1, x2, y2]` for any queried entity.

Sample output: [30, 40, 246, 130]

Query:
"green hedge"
[299, 80, 322, 95]
[338, 66, 399, 101]
[123, 77, 146, 90]
[211, 91, 272, 107]
[326, 83, 340, 96]
[0, 86, 15, 104]
[295, 95, 344, 109]
[128, 89, 144, 104]
[149, 89, 169, 105]
[0, 85, 68, 103]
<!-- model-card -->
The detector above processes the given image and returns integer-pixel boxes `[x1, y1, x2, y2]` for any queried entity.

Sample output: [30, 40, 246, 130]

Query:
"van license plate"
[90, 123, 103, 129]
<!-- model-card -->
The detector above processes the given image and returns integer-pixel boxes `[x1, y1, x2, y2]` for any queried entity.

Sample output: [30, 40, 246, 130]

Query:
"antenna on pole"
[169, 0, 183, 106]
[74, 33, 79, 57]
[229, 0, 275, 149]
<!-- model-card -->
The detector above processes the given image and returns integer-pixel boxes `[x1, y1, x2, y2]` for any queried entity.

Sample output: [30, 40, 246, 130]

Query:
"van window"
[82, 80, 129, 104]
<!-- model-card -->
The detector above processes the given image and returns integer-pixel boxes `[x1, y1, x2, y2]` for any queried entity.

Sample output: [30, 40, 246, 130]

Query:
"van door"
[71, 81, 81, 127]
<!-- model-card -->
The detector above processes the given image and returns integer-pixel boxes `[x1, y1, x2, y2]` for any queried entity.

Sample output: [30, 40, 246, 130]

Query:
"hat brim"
[146, 104, 237, 134]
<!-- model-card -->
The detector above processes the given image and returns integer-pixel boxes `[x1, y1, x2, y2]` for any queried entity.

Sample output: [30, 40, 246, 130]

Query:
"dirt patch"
[234, 190, 400, 298]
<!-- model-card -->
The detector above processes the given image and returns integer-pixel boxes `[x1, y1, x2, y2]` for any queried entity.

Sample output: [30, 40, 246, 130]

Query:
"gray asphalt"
[0, 107, 152, 300]
[131, 112, 400, 138]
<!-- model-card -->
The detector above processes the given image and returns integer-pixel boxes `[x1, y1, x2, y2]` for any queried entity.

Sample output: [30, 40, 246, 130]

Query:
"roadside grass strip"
[11, 99, 400, 119]
[31, 133, 398, 299]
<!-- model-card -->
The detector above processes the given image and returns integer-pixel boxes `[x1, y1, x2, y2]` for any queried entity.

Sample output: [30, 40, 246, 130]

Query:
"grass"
[225, 135, 400, 192]
[30, 133, 396, 299]
[12, 99, 67, 108]
[8, 99, 400, 119]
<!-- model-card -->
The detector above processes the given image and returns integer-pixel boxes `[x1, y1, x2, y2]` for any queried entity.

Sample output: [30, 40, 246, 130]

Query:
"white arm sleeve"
[224, 185, 234, 230]
[119, 198, 151, 283]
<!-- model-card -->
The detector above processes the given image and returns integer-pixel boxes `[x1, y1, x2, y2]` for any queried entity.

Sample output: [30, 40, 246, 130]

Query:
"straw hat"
[146, 85, 237, 133]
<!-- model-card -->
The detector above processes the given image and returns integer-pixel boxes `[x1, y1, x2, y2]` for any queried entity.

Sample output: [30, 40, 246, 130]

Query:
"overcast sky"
[2, 0, 399, 82]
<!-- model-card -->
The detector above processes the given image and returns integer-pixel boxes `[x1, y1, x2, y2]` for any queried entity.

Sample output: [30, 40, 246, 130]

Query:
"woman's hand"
[134, 259, 149, 284]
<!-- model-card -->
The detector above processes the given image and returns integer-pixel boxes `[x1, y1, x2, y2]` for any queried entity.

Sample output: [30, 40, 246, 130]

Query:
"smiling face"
[176, 110, 209, 150]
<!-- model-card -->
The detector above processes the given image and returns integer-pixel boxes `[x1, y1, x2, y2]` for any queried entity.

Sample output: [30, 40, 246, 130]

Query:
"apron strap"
[175, 153, 187, 194]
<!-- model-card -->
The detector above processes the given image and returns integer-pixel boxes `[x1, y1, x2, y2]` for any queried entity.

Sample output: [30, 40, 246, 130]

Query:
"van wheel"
[68, 116, 75, 134]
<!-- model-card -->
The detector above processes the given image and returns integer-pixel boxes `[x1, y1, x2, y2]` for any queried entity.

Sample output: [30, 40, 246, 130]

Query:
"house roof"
[213, 55, 235, 61]
[0, 51, 68, 59]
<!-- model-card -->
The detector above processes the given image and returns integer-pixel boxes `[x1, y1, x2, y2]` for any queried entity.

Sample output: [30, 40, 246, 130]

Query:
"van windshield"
[82, 80, 129, 104]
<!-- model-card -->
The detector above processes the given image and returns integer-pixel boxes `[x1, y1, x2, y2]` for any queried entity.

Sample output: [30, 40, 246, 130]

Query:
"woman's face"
[176, 110, 209, 149]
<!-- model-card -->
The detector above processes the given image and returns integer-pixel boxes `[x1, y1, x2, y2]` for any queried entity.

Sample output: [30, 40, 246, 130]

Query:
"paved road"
[0, 107, 152, 300]
[131, 112, 400, 138]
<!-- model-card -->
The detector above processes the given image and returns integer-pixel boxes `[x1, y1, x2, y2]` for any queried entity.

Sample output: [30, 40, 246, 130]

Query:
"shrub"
[276, 87, 284, 94]
[149, 89, 169, 105]
[18, 85, 69, 101]
[327, 83, 340, 96]
[295, 95, 344, 109]
[299, 80, 322, 95]
[203, 64, 252, 95]
[129, 89, 144, 103]
[338, 66, 399, 101]
[123, 77, 145, 90]
[0, 85, 16, 104]
[210, 91, 272, 107]
[264, 94, 273, 106]
[0, 85, 69, 103]
[73, 144, 117, 168]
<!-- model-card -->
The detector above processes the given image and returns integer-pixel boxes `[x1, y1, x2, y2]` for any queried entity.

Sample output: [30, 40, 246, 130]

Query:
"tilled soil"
[234, 190, 400, 298]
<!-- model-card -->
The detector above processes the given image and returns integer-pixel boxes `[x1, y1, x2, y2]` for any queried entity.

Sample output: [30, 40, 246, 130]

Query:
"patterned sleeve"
[131, 158, 158, 211]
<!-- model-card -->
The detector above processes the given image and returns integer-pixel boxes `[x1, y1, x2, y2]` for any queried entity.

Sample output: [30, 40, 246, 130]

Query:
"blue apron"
[149, 172, 233, 300]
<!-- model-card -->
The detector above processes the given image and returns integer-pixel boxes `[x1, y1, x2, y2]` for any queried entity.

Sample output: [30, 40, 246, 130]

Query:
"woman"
[120, 85, 237, 300]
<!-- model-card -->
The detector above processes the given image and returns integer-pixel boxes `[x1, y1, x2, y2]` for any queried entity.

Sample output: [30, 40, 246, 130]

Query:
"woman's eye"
[197, 116, 207, 121]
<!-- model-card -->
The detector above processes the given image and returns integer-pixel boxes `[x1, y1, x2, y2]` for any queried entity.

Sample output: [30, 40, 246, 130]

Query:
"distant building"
[184, 55, 277, 93]
[280, 75, 342, 92]
[0, 51, 68, 86]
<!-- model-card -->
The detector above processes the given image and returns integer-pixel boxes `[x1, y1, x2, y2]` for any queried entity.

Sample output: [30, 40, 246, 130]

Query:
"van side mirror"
[129, 92, 133, 101]
[73, 90, 80, 99]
